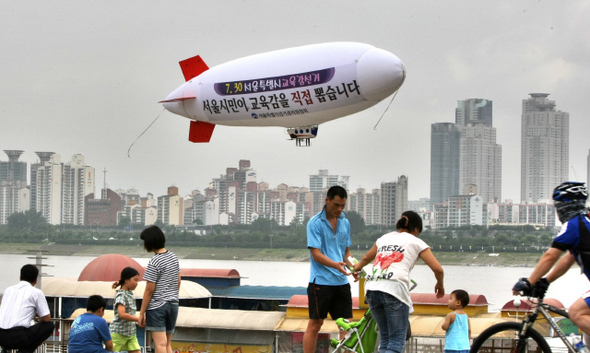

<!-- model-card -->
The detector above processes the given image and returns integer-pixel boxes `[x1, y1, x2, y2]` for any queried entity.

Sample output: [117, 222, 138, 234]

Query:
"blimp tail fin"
[179, 55, 209, 81]
[188, 121, 216, 143]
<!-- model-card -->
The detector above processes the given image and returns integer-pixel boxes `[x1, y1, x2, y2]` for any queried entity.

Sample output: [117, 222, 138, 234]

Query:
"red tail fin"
[188, 121, 215, 143]
[179, 55, 209, 81]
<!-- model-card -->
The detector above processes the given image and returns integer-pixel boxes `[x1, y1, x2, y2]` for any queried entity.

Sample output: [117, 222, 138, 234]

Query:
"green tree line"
[0, 210, 555, 252]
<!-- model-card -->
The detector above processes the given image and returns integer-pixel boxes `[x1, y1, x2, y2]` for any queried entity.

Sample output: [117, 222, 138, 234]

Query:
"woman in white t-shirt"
[353, 211, 445, 353]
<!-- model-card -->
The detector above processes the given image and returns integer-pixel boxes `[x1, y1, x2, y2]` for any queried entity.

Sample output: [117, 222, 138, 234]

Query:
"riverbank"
[0, 242, 543, 266]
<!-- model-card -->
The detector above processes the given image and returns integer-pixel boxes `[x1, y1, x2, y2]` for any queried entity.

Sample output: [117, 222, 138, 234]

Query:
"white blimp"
[160, 42, 406, 146]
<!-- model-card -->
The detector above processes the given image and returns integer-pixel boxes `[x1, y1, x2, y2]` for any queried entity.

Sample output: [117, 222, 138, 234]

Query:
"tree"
[346, 210, 365, 235]
[192, 218, 204, 225]
[289, 217, 300, 228]
[302, 215, 310, 227]
[524, 234, 539, 246]
[118, 217, 131, 229]
[7, 210, 48, 232]
[494, 233, 510, 245]
[251, 217, 277, 234]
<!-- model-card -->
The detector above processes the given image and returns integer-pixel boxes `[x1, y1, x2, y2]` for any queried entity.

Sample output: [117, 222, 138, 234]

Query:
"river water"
[1, 253, 589, 312]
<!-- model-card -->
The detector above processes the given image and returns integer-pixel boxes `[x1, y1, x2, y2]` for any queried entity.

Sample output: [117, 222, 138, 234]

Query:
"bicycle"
[470, 293, 579, 353]
[330, 280, 417, 353]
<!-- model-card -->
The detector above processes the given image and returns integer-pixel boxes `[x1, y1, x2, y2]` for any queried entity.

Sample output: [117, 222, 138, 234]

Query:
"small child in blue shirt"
[442, 289, 471, 353]
[68, 295, 113, 353]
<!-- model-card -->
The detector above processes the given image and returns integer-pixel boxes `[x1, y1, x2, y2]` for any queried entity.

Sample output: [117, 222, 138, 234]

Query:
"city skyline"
[1, 89, 586, 203]
[0, 150, 406, 200]
[1, 2, 589, 203]
[0, 151, 565, 228]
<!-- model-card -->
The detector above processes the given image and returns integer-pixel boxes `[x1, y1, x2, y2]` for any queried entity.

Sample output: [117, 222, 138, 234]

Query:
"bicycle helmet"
[552, 181, 588, 202]
[553, 181, 588, 223]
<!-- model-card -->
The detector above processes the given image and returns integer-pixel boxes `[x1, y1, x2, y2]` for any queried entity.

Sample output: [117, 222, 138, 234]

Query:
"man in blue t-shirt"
[68, 295, 113, 353]
[513, 181, 590, 334]
[303, 186, 358, 353]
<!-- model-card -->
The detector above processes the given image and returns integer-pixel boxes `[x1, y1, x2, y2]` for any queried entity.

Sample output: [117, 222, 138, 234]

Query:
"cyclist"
[513, 181, 590, 334]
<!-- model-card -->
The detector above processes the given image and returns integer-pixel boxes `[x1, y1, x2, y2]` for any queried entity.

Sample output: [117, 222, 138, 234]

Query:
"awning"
[42, 277, 211, 298]
[208, 285, 307, 300]
[67, 306, 284, 331]
[408, 314, 552, 337]
[68, 308, 116, 323]
[274, 317, 340, 334]
[175, 307, 285, 330]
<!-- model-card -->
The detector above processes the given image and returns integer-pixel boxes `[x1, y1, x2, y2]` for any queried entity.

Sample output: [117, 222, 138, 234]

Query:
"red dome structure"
[78, 254, 145, 282]
[501, 298, 564, 311]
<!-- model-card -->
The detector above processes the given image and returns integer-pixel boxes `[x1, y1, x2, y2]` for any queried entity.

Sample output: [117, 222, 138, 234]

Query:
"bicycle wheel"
[470, 322, 552, 353]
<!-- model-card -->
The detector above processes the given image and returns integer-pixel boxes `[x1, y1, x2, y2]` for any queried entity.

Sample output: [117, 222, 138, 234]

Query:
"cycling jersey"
[552, 214, 590, 279]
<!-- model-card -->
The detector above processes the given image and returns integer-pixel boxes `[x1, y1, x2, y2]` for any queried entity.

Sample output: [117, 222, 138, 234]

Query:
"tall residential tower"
[521, 93, 569, 203]
[381, 175, 408, 227]
[430, 123, 460, 205]
[0, 150, 29, 224]
[456, 99, 502, 203]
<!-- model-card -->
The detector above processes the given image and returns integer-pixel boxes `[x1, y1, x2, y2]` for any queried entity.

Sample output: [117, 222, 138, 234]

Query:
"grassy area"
[0, 242, 543, 266]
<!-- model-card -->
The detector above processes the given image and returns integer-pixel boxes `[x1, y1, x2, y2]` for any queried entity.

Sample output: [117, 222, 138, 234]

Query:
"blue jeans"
[366, 290, 409, 353]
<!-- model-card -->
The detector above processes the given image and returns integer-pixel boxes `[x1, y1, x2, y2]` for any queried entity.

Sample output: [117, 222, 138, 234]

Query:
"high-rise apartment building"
[459, 124, 502, 203]
[487, 200, 556, 227]
[132, 206, 158, 226]
[347, 188, 381, 225]
[184, 192, 220, 226]
[0, 150, 27, 183]
[408, 198, 432, 212]
[380, 176, 408, 227]
[309, 169, 349, 192]
[36, 154, 95, 225]
[0, 184, 29, 224]
[456, 99, 502, 203]
[521, 93, 569, 203]
[236, 181, 258, 224]
[62, 154, 95, 225]
[433, 194, 486, 229]
[157, 186, 184, 225]
[36, 154, 63, 225]
[455, 98, 493, 126]
[117, 189, 141, 207]
[0, 150, 29, 224]
[270, 200, 297, 226]
[296, 187, 313, 220]
[30, 152, 54, 212]
[431, 99, 501, 208]
[232, 160, 256, 189]
[118, 201, 158, 227]
[308, 170, 349, 216]
[430, 123, 461, 205]
[256, 188, 275, 220]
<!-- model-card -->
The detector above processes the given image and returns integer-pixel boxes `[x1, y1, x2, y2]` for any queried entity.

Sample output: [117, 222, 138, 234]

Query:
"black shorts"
[308, 282, 353, 320]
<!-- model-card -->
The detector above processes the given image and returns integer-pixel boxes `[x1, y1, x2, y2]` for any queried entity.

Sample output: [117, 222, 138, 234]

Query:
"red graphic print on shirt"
[379, 252, 404, 269]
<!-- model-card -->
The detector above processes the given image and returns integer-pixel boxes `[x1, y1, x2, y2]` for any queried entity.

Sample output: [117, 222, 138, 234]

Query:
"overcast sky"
[1, 1, 588, 202]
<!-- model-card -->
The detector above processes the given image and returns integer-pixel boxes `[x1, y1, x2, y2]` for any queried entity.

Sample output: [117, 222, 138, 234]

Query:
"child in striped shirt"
[138, 225, 181, 353]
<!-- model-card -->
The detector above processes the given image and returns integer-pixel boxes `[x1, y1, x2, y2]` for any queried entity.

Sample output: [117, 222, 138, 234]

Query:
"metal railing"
[4, 318, 151, 353]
